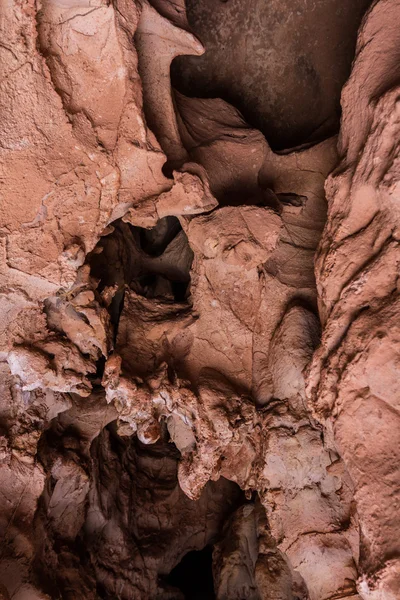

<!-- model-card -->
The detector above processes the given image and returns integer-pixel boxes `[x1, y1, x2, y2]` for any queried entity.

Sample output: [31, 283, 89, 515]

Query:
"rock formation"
[0, 0, 398, 599]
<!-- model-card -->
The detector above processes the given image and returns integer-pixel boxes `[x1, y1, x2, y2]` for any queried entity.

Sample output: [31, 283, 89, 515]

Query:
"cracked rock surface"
[0, 1, 398, 599]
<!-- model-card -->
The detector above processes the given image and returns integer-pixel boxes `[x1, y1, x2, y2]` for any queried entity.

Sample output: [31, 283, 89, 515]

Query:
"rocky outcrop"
[0, 0, 398, 599]
[308, 1, 400, 596]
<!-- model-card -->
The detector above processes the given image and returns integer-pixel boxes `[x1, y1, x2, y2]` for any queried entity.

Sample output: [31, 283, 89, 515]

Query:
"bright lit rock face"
[0, 1, 398, 599]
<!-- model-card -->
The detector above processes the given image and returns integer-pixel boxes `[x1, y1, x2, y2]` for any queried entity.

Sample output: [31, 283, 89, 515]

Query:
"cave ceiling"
[0, 0, 399, 599]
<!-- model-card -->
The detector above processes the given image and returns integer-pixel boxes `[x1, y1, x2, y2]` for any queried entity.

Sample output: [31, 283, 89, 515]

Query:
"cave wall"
[172, 0, 373, 149]
[0, 1, 399, 599]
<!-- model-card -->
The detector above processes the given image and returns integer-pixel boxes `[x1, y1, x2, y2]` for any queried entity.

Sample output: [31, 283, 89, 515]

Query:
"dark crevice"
[139, 216, 183, 257]
[87, 216, 194, 337]
[164, 546, 216, 600]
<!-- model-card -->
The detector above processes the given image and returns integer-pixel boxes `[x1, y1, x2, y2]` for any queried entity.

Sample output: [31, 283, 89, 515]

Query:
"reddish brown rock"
[308, 1, 400, 596]
[0, 0, 398, 599]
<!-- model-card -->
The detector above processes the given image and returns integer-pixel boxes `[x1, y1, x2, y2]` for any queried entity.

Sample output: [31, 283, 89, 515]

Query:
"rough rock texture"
[0, 0, 398, 599]
[173, 0, 373, 149]
[307, 1, 400, 597]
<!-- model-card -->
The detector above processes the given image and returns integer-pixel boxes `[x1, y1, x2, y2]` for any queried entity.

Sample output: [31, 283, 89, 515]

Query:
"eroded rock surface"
[173, 0, 372, 149]
[0, 0, 398, 599]
[308, 1, 400, 596]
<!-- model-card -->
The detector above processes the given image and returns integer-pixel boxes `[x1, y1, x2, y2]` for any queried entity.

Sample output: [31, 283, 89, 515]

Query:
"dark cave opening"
[32, 409, 248, 600]
[165, 545, 216, 600]
[139, 215, 182, 257]
[88, 216, 194, 335]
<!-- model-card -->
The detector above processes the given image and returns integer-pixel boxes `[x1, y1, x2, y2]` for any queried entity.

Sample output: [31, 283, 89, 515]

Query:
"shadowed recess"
[165, 546, 216, 600]
[172, 0, 372, 150]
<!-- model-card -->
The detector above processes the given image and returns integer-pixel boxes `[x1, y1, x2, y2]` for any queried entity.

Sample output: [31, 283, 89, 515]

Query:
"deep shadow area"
[88, 217, 194, 335]
[172, 0, 372, 150]
[33, 412, 245, 599]
[165, 546, 216, 600]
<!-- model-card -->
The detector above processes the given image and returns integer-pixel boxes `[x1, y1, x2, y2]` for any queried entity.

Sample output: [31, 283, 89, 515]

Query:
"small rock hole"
[165, 545, 216, 600]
